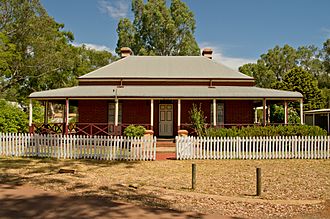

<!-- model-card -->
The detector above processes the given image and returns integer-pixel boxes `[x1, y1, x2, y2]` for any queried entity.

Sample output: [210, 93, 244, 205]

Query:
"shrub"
[189, 104, 206, 136]
[123, 125, 146, 137]
[0, 99, 28, 133]
[205, 125, 327, 137]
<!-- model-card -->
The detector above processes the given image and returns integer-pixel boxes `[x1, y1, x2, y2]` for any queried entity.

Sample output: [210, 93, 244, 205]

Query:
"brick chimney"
[120, 47, 133, 58]
[202, 48, 213, 59]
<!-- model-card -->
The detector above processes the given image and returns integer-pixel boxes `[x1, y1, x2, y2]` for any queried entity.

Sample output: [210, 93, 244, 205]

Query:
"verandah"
[28, 98, 304, 136]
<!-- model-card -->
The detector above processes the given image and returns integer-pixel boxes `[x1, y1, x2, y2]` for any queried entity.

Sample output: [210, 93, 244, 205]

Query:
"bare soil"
[0, 157, 329, 218]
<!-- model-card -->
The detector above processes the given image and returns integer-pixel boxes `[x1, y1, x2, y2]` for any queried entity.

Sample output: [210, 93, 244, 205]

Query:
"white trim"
[29, 99, 33, 126]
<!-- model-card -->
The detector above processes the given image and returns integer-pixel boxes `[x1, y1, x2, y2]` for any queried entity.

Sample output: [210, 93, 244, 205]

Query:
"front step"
[156, 141, 176, 153]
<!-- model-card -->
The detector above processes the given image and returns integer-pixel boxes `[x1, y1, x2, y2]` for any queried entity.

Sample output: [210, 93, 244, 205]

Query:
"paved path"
[0, 184, 231, 219]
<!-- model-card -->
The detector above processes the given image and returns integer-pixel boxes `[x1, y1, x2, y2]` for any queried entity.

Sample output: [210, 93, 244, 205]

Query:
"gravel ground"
[0, 157, 329, 218]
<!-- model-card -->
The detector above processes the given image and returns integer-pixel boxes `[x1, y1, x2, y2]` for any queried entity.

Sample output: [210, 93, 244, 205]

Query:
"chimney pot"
[202, 48, 213, 59]
[120, 47, 133, 58]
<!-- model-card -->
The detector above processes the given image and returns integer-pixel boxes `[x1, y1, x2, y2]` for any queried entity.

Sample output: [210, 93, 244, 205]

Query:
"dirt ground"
[0, 157, 329, 218]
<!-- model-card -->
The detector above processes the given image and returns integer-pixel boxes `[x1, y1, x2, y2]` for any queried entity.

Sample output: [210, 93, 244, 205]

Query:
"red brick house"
[29, 48, 303, 137]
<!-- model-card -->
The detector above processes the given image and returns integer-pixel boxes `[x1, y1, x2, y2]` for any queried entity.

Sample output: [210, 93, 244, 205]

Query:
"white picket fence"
[176, 136, 330, 160]
[0, 133, 156, 161]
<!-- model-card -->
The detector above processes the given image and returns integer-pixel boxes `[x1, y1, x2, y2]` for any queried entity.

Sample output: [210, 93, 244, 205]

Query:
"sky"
[40, 0, 330, 70]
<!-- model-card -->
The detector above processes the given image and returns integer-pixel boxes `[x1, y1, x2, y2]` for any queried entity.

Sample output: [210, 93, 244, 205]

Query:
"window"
[211, 102, 224, 125]
[108, 103, 122, 124]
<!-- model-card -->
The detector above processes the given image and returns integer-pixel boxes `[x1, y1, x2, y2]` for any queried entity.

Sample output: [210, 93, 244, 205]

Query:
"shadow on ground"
[0, 184, 206, 219]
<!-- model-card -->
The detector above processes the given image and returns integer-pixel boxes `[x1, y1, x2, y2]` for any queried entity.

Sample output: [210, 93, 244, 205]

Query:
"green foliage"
[0, 99, 28, 133]
[189, 104, 206, 137]
[116, 0, 199, 56]
[275, 67, 325, 110]
[123, 125, 146, 137]
[239, 43, 329, 104]
[206, 125, 327, 137]
[270, 104, 300, 124]
[0, 0, 114, 102]
[238, 62, 276, 88]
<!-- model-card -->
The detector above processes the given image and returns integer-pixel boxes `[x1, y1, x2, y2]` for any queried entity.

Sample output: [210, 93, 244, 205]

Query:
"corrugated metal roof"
[304, 109, 330, 114]
[79, 56, 253, 80]
[29, 86, 302, 99]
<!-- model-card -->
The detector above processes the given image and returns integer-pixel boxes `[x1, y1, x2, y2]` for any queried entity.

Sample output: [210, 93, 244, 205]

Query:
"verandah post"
[263, 98, 267, 126]
[284, 100, 288, 125]
[64, 98, 69, 135]
[213, 99, 216, 127]
[44, 100, 49, 125]
[150, 99, 154, 130]
[115, 98, 119, 135]
[29, 99, 33, 134]
[178, 99, 181, 130]
[300, 99, 304, 125]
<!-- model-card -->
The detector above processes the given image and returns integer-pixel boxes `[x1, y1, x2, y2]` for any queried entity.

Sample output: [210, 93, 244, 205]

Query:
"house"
[304, 109, 330, 133]
[29, 48, 303, 137]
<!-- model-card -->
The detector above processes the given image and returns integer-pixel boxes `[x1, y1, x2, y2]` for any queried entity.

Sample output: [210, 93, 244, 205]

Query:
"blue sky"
[40, 0, 330, 69]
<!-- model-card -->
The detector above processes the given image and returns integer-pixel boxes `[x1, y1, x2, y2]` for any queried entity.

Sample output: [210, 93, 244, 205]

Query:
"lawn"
[0, 157, 329, 218]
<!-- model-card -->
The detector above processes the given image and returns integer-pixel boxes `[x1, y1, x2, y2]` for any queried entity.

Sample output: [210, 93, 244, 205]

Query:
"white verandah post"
[263, 98, 267, 126]
[284, 100, 288, 124]
[178, 99, 181, 130]
[300, 99, 304, 125]
[213, 99, 216, 127]
[65, 98, 69, 135]
[150, 99, 154, 130]
[29, 99, 33, 133]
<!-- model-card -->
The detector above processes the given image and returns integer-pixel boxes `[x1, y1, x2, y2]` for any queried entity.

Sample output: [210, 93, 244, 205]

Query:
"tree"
[275, 67, 325, 111]
[238, 62, 276, 88]
[239, 44, 326, 87]
[116, 0, 199, 56]
[0, 0, 114, 102]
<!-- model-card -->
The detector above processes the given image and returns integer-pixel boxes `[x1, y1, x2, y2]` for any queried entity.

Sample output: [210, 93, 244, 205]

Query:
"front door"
[159, 104, 173, 136]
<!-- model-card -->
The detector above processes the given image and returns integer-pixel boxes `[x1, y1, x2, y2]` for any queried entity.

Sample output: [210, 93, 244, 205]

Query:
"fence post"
[192, 163, 196, 190]
[256, 167, 261, 196]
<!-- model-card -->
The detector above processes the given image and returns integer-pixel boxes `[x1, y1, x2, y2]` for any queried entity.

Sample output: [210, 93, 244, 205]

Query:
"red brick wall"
[121, 100, 150, 124]
[181, 100, 212, 124]
[78, 100, 108, 123]
[224, 100, 254, 125]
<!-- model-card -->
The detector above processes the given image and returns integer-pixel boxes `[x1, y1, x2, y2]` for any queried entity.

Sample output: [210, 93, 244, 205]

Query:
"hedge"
[205, 125, 327, 137]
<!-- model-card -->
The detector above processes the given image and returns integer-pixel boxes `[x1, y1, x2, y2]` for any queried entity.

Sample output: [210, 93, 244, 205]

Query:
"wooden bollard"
[256, 167, 261, 196]
[192, 163, 196, 190]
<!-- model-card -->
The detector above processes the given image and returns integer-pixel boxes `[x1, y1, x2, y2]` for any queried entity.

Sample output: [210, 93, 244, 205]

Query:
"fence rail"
[0, 133, 156, 161]
[176, 136, 330, 160]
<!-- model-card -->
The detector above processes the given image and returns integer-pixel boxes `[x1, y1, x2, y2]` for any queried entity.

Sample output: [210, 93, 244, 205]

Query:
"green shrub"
[123, 125, 146, 137]
[205, 125, 327, 137]
[0, 99, 28, 133]
[189, 104, 206, 136]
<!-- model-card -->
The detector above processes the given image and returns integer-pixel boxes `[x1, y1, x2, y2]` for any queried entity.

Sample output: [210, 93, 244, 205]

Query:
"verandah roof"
[29, 85, 302, 100]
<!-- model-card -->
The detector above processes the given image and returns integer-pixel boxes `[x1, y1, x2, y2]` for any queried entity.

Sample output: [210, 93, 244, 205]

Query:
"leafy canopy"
[116, 0, 199, 56]
[0, 0, 115, 102]
[274, 67, 325, 111]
